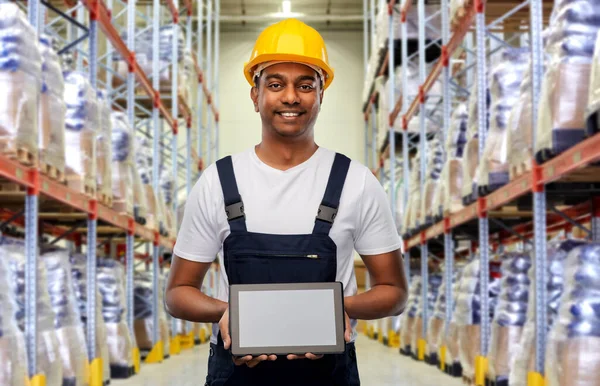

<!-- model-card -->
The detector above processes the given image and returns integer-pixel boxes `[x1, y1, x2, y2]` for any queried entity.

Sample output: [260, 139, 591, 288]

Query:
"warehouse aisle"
[113, 335, 462, 386]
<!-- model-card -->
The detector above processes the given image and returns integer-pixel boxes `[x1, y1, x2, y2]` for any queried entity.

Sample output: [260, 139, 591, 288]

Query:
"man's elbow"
[164, 288, 181, 319]
[390, 286, 408, 316]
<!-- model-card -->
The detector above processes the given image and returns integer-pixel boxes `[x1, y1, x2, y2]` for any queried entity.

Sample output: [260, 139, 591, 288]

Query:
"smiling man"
[165, 18, 408, 386]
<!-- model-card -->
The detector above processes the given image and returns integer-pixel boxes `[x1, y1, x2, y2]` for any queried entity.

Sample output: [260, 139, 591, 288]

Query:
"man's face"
[251, 62, 324, 139]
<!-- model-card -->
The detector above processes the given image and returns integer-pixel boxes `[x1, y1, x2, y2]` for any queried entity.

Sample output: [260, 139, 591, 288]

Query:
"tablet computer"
[229, 282, 346, 356]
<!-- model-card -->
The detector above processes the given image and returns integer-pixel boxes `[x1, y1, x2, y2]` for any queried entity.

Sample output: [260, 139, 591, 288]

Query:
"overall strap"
[313, 153, 351, 235]
[216, 156, 247, 232]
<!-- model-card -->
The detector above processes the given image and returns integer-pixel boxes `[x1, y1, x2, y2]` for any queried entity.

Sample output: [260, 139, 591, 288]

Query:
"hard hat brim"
[244, 53, 334, 90]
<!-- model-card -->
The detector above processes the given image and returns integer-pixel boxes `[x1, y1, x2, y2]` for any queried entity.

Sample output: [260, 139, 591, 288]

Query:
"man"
[166, 18, 408, 386]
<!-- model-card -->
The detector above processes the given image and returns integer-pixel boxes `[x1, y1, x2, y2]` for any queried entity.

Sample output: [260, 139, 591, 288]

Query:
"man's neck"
[255, 137, 319, 171]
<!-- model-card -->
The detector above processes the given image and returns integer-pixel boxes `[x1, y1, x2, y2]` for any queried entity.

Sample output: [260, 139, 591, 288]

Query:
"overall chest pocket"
[225, 250, 337, 285]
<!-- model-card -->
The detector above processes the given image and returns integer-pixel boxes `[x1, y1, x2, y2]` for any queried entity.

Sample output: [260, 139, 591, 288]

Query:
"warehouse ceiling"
[215, 0, 366, 32]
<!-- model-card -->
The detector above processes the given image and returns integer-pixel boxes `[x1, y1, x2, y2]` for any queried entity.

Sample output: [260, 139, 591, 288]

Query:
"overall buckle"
[225, 201, 245, 221]
[316, 204, 338, 223]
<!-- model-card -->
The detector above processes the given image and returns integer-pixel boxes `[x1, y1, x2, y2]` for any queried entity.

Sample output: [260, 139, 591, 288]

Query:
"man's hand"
[219, 307, 277, 368]
[287, 311, 352, 361]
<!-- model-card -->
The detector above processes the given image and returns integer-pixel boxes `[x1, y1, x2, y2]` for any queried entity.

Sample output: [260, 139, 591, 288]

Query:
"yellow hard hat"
[244, 18, 334, 89]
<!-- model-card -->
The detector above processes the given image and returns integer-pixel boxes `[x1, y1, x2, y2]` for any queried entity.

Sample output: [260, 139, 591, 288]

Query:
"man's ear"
[250, 86, 259, 112]
[319, 88, 324, 108]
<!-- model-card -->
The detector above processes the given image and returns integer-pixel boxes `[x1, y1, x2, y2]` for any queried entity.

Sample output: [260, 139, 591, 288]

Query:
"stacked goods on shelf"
[374, 74, 386, 147]
[133, 271, 170, 359]
[38, 34, 66, 180]
[453, 258, 501, 383]
[545, 243, 600, 386]
[434, 103, 468, 216]
[181, 50, 197, 107]
[111, 112, 134, 216]
[400, 275, 422, 354]
[535, 0, 600, 162]
[421, 135, 444, 225]
[412, 274, 443, 358]
[136, 137, 157, 230]
[1, 237, 63, 385]
[0, 3, 41, 165]
[0, 238, 29, 386]
[428, 268, 462, 368]
[487, 252, 531, 384]
[160, 166, 176, 237]
[507, 63, 534, 178]
[476, 48, 529, 195]
[115, 26, 185, 95]
[461, 78, 490, 205]
[130, 141, 149, 225]
[64, 71, 99, 196]
[42, 249, 89, 386]
[70, 254, 111, 384]
[402, 151, 421, 237]
[587, 12, 600, 132]
[96, 90, 113, 207]
[378, 66, 403, 145]
[97, 258, 136, 378]
[442, 271, 465, 375]
[508, 238, 586, 386]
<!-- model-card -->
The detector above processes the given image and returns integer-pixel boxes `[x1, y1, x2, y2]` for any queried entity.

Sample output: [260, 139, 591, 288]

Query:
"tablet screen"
[238, 289, 337, 348]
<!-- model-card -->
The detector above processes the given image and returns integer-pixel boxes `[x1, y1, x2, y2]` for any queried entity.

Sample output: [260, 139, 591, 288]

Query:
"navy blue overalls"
[205, 153, 360, 386]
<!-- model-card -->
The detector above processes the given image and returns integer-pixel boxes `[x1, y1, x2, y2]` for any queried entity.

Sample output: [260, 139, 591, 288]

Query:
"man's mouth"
[276, 111, 305, 118]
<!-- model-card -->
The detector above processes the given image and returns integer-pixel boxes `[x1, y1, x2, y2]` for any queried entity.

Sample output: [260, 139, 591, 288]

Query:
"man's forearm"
[344, 284, 407, 320]
[165, 286, 227, 323]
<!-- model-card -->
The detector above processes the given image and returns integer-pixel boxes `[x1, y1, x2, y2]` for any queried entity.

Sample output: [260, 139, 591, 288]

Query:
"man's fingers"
[305, 353, 324, 360]
[287, 354, 303, 360]
[268, 355, 277, 361]
[233, 355, 253, 366]
[246, 355, 269, 368]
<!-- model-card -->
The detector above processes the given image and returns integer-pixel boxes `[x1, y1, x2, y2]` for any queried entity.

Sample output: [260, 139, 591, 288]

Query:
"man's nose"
[281, 85, 300, 104]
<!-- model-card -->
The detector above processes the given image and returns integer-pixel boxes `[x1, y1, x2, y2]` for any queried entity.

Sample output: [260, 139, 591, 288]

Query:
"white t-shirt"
[173, 146, 402, 343]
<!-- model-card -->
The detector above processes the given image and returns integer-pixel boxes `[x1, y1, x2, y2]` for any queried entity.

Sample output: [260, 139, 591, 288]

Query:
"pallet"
[66, 175, 96, 198]
[1, 146, 37, 166]
[98, 191, 113, 208]
[39, 162, 65, 183]
[509, 159, 532, 180]
[0, 182, 25, 192]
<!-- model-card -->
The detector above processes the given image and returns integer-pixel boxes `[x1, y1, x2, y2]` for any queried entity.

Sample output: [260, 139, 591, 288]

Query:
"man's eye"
[299, 85, 314, 90]
[268, 83, 282, 89]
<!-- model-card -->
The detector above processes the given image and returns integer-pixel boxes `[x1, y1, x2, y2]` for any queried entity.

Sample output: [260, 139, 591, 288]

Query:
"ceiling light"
[282, 0, 292, 15]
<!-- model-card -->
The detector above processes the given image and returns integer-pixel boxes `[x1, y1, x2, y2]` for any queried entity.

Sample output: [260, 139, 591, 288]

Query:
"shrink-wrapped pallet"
[545, 243, 600, 386]
[400, 275, 422, 352]
[0, 3, 42, 164]
[42, 249, 89, 386]
[411, 274, 442, 356]
[421, 136, 444, 224]
[453, 258, 501, 381]
[477, 48, 529, 194]
[111, 112, 134, 215]
[378, 66, 403, 141]
[180, 50, 197, 107]
[536, 0, 600, 162]
[64, 71, 99, 195]
[507, 65, 533, 177]
[134, 272, 170, 358]
[0, 238, 29, 386]
[97, 258, 135, 378]
[96, 90, 112, 206]
[461, 81, 490, 203]
[435, 104, 468, 215]
[403, 153, 421, 236]
[135, 137, 158, 229]
[38, 34, 65, 179]
[1, 237, 63, 385]
[131, 156, 148, 225]
[508, 238, 586, 386]
[488, 252, 531, 383]
[70, 254, 111, 383]
[429, 269, 463, 364]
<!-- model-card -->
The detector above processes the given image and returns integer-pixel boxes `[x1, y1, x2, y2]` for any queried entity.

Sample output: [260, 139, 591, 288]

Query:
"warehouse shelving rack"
[0, 0, 220, 383]
[363, 0, 600, 383]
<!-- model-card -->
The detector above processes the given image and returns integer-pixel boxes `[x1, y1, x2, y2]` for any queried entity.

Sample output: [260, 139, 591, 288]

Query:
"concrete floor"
[113, 335, 463, 386]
